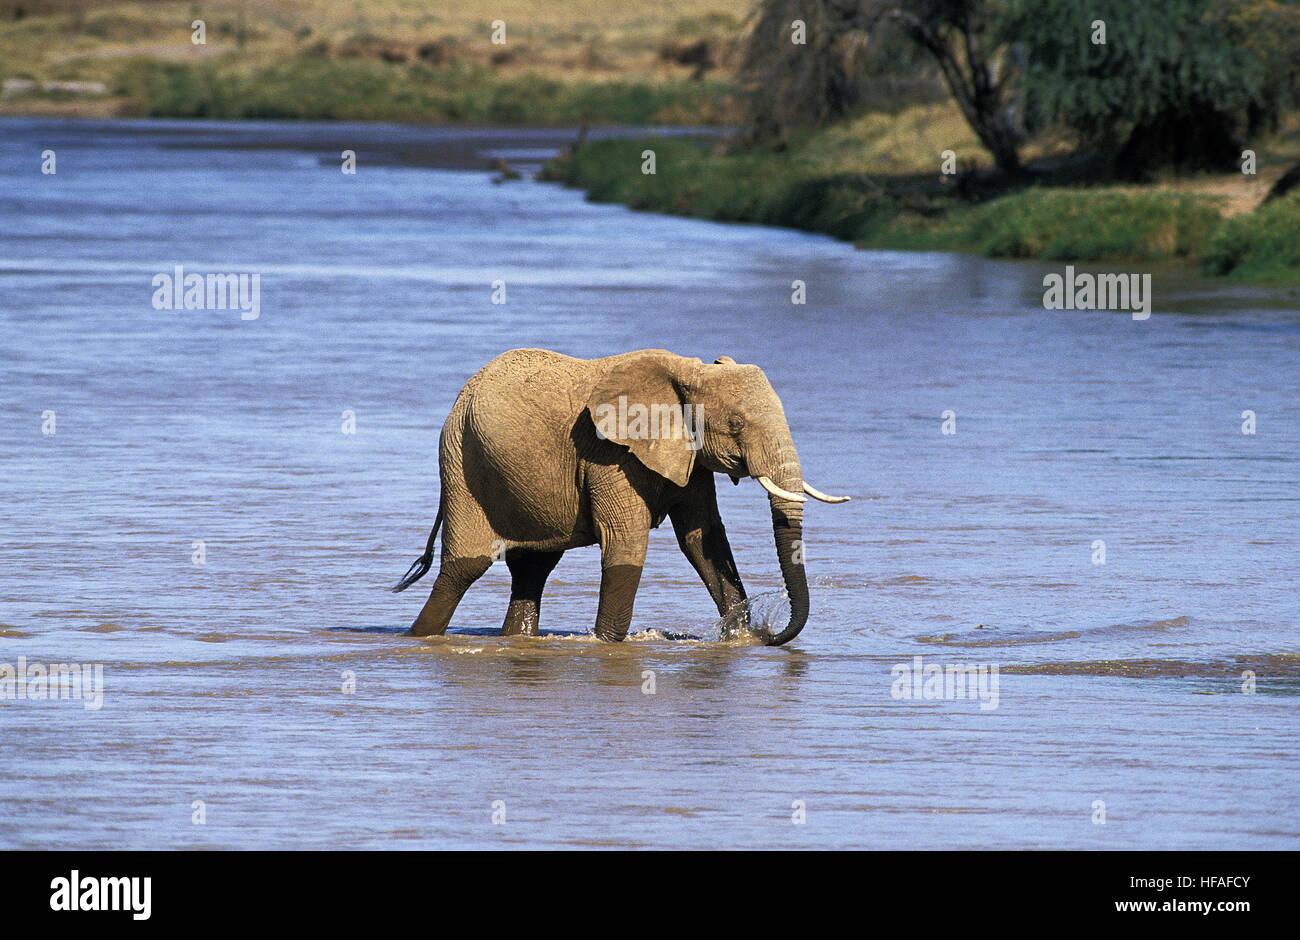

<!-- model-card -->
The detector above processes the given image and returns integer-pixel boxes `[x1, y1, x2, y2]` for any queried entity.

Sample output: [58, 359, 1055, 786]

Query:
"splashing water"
[687, 591, 791, 642]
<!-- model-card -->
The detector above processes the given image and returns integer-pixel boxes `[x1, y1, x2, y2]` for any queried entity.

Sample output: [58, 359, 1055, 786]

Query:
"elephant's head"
[585, 351, 848, 646]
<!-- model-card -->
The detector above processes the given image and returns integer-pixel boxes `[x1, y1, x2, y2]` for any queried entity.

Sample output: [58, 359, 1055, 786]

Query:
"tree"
[876, 1, 1026, 174]
[741, 1, 1027, 174]
[737, 0, 938, 145]
[1001, 0, 1300, 177]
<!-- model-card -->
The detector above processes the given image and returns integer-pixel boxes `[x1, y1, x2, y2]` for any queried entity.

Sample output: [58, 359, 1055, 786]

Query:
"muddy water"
[1, 119, 1297, 849]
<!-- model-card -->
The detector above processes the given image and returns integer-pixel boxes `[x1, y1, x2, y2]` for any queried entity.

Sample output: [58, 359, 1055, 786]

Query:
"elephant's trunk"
[755, 444, 809, 646]
[766, 496, 808, 646]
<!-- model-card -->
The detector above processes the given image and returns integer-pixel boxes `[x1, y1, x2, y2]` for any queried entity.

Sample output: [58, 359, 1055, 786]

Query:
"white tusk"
[803, 482, 850, 503]
[756, 476, 806, 502]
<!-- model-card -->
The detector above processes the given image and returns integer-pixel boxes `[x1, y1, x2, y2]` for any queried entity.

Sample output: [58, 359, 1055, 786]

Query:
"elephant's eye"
[727, 415, 746, 434]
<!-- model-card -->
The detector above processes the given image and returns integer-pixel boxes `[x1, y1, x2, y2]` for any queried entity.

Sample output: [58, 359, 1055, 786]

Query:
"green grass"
[540, 138, 899, 239]
[1202, 192, 1300, 281]
[882, 190, 1224, 262]
[541, 137, 1300, 281]
[111, 56, 735, 124]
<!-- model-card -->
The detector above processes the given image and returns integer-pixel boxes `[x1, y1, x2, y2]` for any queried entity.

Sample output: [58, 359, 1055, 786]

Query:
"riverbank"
[0, 0, 744, 124]
[15, 57, 736, 126]
[9, 1, 1297, 282]
[540, 107, 1300, 284]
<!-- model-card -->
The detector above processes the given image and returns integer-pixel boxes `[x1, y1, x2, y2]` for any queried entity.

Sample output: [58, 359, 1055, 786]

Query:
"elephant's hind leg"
[407, 555, 492, 636]
[501, 549, 563, 636]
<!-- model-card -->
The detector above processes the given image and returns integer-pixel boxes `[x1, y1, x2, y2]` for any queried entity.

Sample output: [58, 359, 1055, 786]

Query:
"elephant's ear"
[585, 354, 698, 489]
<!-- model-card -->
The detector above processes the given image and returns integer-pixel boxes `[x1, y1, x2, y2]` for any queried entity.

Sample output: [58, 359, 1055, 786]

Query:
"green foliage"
[1203, 192, 1300, 279]
[1002, 0, 1300, 170]
[738, 0, 944, 143]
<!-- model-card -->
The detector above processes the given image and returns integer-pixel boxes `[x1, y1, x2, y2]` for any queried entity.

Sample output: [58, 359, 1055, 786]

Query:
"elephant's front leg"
[669, 472, 747, 621]
[593, 525, 649, 642]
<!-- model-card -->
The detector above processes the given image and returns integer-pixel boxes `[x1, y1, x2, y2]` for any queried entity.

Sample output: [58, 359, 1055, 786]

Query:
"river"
[1, 118, 1297, 848]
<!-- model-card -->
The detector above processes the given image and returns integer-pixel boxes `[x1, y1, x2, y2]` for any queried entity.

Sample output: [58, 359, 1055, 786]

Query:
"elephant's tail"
[391, 507, 442, 593]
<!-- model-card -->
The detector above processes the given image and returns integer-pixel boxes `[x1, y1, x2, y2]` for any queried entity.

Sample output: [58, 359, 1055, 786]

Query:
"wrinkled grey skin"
[394, 348, 836, 645]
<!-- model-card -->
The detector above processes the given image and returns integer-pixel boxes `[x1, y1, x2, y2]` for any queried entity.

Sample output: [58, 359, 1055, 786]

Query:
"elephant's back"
[462, 348, 593, 429]
[472, 347, 584, 384]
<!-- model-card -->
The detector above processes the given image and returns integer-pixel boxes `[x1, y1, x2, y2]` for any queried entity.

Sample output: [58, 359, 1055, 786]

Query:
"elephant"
[393, 348, 848, 645]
